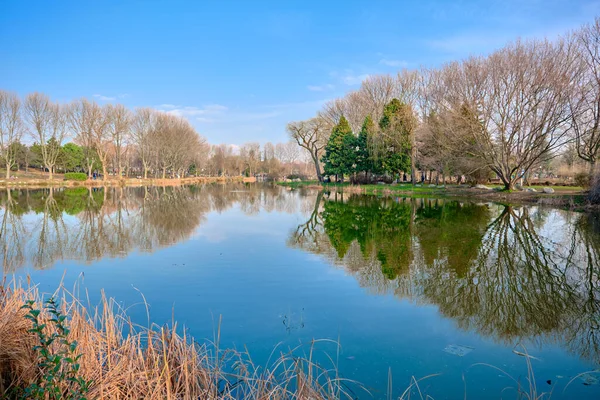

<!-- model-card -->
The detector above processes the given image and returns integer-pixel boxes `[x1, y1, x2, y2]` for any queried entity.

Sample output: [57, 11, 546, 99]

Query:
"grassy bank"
[0, 281, 359, 399]
[278, 181, 589, 210]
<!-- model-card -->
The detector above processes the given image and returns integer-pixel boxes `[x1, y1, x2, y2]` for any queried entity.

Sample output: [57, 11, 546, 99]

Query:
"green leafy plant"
[21, 298, 92, 399]
[64, 172, 88, 182]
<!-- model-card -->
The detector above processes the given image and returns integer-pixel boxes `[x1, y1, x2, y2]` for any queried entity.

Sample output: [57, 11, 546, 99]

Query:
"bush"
[64, 172, 88, 182]
[21, 298, 91, 399]
[575, 172, 591, 188]
[286, 174, 307, 181]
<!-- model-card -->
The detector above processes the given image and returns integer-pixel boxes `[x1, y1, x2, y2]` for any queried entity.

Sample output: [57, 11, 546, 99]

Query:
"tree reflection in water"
[289, 193, 600, 364]
[0, 184, 311, 273]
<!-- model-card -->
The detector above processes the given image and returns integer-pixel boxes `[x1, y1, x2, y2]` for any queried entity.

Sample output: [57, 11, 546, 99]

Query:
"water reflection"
[289, 193, 600, 364]
[0, 184, 312, 273]
[3, 186, 599, 368]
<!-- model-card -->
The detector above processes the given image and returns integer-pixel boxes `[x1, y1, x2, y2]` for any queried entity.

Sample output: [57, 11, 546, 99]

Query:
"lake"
[1, 184, 599, 399]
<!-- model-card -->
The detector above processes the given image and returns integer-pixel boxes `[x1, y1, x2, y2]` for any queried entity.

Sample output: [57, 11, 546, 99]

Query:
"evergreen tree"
[377, 99, 415, 178]
[356, 115, 378, 176]
[322, 115, 356, 181]
[60, 143, 85, 172]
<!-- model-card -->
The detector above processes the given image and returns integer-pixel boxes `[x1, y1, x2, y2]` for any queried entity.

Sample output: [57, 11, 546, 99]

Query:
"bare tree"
[287, 117, 330, 182]
[570, 17, 600, 175]
[130, 108, 156, 179]
[359, 74, 396, 123]
[25, 93, 68, 179]
[150, 112, 206, 179]
[0, 91, 24, 178]
[68, 99, 106, 179]
[433, 39, 576, 190]
[106, 104, 132, 178]
[240, 142, 260, 176]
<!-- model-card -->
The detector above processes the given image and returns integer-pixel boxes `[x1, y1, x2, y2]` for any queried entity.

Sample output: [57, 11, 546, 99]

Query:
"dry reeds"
[0, 280, 365, 399]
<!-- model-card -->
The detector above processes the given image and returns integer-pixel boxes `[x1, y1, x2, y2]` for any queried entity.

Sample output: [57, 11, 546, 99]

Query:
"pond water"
[1, 184, 600, 399]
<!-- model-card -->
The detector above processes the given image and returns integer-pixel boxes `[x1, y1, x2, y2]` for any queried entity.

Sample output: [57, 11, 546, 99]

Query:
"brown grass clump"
[0, 280, 364, 399]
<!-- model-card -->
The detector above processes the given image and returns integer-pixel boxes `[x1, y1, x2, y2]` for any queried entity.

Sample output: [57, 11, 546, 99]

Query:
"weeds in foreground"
[20, 297, 91, 399]
[1, 279, 599, 399]
[0, 280, 367, 399]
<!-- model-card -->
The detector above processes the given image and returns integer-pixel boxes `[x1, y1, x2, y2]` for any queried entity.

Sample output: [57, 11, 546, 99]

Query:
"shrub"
[574, 172, 591, 188]
[64, 172, 88, 182]
[20, 298, 91, 399]
[286, 174, 307, 181]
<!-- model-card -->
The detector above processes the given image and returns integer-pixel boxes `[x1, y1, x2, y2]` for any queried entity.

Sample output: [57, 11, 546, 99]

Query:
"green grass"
[277, 180, 583, 193]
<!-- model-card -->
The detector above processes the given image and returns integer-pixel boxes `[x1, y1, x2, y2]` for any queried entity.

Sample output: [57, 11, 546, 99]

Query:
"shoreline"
[278, 181, 592, 211]
[0, 175, 257, 189]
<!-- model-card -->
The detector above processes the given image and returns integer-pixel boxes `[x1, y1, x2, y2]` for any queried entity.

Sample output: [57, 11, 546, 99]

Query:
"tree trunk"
[48, 164, 53, 180]
[312, 153, 322, 182]
[102, 164, 108, 181]
[5, 163, 10, 179]
[410, 138, 416, 185]
[162, 168, 166, 179]
[590, 159, 596, 177]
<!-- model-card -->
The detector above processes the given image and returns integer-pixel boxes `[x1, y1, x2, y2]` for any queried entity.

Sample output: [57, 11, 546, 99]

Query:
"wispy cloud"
[307, 84, 334, 92]
[156, 104, 180, 109]
[330, 70, 369, 86]
[156, 104, 229, 118]
[379, 58, 408, 67]
[93, 94, 116, 101]
[426, 34, 508, 54]
[196, 117, 217, 123]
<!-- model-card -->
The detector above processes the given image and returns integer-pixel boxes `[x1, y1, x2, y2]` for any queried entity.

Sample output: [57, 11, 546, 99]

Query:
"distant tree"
[29, 143, 43, 168]
[67, 99, 109, 179]
[7, 141, 27, 172]
[130, 108, 156, 179]
[60, 143, 85, 172]
[106, 104, 131, 177]
[0, 91, 24, 178]
[24, 93, 68, 179]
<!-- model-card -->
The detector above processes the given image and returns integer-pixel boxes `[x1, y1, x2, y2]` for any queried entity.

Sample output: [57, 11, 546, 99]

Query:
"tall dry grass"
[0, 279, 364, 399]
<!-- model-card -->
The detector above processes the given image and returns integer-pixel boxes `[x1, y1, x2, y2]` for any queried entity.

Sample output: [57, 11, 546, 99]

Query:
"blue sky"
[1, 0, 599, 145]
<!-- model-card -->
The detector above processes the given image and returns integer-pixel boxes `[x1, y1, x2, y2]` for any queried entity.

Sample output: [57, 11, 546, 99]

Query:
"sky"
[1, 0, 599, 145]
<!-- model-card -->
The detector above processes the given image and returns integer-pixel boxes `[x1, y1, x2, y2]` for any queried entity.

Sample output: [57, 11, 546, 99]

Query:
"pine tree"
[377, 99, 415, 178]
[322, 116, 355, 181]
[355, 115, 378, 178]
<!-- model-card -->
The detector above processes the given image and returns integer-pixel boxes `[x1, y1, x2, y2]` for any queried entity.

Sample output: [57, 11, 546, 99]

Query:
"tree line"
[0, 92, 311, 180]
[287, 17, 600, 190]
